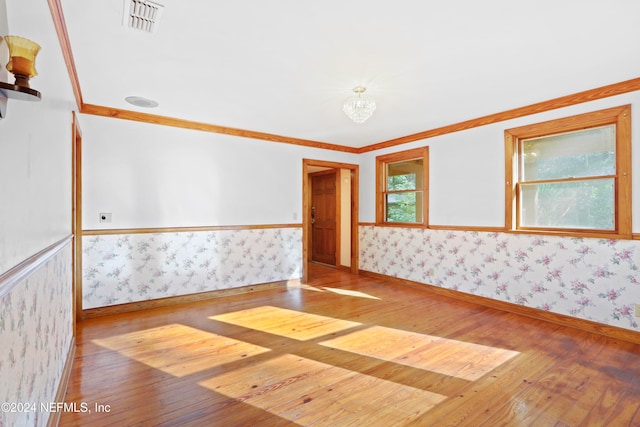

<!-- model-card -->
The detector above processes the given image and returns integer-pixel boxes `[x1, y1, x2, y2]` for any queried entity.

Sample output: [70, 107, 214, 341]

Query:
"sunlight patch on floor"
[210, 306, 362, 340]
[199, 353, 447, 425]
[289, 283, 381, 299]
[321, 286, 381, 299]
[319, 325, 519, 381]
[210, 306, 519, 381]
[290, 283, 325, 292]
[93, 324, 270, 377]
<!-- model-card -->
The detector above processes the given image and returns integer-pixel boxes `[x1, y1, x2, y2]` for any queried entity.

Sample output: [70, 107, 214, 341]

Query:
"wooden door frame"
[302, 159, 359, 283]
[72, 112, 83, 326]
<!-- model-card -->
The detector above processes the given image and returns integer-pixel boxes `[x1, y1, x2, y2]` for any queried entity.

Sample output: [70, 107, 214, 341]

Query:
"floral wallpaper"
[0, 243, 73, 427]
[82, 228, 302, 309]
[360, 226, 640, 332]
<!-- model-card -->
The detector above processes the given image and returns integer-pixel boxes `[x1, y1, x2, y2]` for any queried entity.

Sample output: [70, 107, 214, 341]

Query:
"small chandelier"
[343, 86, 376, 124]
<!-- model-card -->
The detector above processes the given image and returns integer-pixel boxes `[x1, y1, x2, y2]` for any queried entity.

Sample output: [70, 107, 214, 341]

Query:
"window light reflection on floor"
[319, 325, 519, 381]
[322, 286, 381, 300]
[90, 305, 521, 425]
[92, 324, 270, 377]
[211, 306, 519, 381]
[198, 353, 447, 425]
[290, 283, 381, 300]
[210, 306, 362, 340]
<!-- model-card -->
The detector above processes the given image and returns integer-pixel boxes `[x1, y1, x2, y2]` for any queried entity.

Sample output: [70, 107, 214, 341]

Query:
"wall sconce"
[0, 35, 42, 119]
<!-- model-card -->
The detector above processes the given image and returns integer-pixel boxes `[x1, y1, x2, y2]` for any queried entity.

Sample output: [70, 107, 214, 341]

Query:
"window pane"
[522, 125, 615, 181]
[520, 179, 614, 230]
[387, 159, 423, 191]
[386, 192, 423, 223]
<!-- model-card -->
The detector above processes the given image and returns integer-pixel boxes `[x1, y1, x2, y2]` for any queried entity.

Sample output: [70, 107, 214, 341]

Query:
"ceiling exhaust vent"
[123, 0, 164, 33]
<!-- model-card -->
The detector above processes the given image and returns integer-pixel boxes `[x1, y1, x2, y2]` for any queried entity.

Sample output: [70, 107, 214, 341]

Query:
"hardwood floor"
[61, 264, 640, 426]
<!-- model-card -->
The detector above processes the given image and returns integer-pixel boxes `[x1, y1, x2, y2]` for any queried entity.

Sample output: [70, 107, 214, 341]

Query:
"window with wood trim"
[505, 105, 631, 237]
[376, 147, 429, 225]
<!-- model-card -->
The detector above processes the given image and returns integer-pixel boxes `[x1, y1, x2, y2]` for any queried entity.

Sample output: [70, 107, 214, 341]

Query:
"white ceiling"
[59, 0, 640, 148]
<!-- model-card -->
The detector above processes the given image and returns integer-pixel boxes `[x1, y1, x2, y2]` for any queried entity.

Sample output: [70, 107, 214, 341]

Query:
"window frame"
[504, 105, 632, 238]
[376, 146, 429, 226]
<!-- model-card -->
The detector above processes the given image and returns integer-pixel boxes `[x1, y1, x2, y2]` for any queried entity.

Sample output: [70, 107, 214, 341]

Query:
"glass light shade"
[343, 86, 376, 124]
[4, 36, 41, 87]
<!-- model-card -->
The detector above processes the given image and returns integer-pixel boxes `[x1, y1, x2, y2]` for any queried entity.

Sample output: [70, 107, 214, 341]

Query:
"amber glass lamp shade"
[4, 36, 41, 88]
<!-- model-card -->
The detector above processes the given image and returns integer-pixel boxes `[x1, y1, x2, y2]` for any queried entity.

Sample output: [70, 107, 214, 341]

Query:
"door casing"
[72, 112, 83, 329]
[302, 159, 359, 282]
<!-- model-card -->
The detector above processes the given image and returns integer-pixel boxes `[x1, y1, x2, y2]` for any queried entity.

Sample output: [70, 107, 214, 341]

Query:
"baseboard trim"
[359, 269, 640, 345]
[47, 337, 76, 427]
[81, 279, 297, 319]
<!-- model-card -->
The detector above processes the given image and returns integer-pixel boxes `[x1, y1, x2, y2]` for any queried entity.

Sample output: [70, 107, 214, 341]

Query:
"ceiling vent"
[123, 0, 164, 33]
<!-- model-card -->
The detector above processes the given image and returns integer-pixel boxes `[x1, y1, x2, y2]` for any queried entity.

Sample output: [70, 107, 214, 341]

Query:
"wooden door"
[311, 170, 337, 266]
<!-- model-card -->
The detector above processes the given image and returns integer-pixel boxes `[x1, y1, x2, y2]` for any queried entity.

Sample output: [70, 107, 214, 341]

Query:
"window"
[376, 147, 429, 225]
[505, 105, 631, 237]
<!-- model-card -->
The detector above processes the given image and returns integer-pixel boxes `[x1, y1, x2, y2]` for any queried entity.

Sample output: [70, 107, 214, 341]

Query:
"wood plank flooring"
[61, 264, 640, 426]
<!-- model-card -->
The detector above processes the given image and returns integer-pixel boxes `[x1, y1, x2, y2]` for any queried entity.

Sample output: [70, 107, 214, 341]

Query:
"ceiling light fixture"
[343, 86, 376, 124]
[125, 96, 159, 108]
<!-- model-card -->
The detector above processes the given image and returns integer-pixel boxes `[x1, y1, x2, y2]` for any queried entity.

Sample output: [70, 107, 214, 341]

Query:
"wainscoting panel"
[0, 240, 73, 427]
[82, 228, 302, 309]
[360, 226, 640, 332]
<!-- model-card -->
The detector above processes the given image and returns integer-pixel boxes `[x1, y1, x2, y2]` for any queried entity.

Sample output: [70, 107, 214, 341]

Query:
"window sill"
[375, 222, 426, 228]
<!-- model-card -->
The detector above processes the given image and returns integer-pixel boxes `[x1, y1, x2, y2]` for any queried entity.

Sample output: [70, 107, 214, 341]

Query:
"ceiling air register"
[123, 0, 164, 33]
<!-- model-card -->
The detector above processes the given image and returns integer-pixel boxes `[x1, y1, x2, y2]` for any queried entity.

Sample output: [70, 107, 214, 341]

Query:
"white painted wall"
[81, 114, 359, 229]
[1, 3, 76, 426]
[0, 0, 76, 274]
[360, 91, 640, 232]
[0, 0, 7, 118]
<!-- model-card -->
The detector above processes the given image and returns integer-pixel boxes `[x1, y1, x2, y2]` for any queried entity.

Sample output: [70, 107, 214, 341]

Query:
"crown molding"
[80, 103, 359, 153]
[48, 0, 83, 109]
[48, 1, 640, 154]
[358, 77, 640, 153]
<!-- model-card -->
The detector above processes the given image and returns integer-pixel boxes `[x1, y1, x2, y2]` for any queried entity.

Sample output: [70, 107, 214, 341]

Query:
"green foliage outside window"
[387, 192, 418, 222]
[521, 126, 616, 230]
[386, 173, 420, 223]
[377, 148, 427, 225]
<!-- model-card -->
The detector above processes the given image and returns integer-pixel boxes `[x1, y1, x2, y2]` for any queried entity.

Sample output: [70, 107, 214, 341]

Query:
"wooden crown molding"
[81, 78, 640, 154]
[49, 1, 640, 153]
[48, 0, 83, 109]
[81, 103, 359, 153]
[358, 77, 640, 153]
